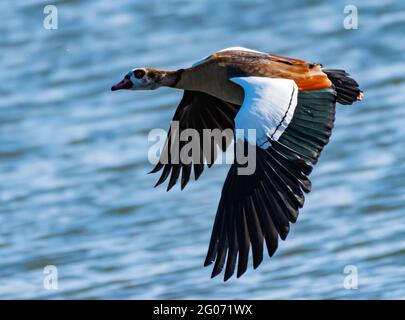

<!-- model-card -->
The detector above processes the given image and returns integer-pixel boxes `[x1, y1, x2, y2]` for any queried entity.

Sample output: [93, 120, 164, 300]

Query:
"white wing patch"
[218, 46, 265, 54]
[231, 77, 298, 149]
[192, 47, 266, 67]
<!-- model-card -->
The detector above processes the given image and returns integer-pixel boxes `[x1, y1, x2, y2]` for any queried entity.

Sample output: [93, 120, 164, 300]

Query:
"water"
[0, 0, 404, 299]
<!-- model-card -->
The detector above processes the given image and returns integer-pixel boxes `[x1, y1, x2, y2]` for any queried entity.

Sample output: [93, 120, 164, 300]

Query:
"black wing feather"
[151, 91, 240, 190]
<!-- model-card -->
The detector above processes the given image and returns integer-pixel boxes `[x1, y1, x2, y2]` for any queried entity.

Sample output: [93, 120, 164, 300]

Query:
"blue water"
[0, 0, 404, 299]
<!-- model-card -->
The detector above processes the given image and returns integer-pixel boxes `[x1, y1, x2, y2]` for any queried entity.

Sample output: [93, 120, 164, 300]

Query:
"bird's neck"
[161, 67, 244, 105]
[154, 69, 186, 89]
[156, 68, 197, 91]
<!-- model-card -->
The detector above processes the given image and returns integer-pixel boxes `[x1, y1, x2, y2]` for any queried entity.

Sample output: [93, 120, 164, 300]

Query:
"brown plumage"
[174, 49, 333, 105]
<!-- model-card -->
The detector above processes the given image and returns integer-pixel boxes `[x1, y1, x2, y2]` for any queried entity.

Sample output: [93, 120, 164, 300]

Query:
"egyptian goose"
[112, 47, 363, 281]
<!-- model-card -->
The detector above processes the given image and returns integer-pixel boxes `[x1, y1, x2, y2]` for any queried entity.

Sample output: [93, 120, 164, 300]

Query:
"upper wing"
[204, 77, 337, 280]
[150, 90, 240, 190]
[204, 47, 333, 91]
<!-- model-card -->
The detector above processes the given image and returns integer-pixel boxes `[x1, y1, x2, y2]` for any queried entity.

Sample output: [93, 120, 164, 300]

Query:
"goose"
[111, 47, 363, 281]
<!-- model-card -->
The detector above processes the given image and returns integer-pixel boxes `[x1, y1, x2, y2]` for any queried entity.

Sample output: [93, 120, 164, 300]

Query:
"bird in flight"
[112, 47, 363, 281]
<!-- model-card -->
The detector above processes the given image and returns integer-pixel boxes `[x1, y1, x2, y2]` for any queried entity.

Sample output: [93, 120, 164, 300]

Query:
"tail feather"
[323, 69, 363, 105]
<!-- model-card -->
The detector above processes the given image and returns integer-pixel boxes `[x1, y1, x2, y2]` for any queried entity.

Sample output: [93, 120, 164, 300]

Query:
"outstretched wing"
[204, 76, 337, 280]
[150, 90, 240, 190]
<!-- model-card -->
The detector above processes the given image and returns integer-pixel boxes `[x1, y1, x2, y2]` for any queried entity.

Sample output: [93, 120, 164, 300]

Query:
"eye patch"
[134, 69, 145, 79]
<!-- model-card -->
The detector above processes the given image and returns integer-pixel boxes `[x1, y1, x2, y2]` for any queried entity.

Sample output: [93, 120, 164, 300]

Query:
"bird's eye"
[134, 69, 145, 79]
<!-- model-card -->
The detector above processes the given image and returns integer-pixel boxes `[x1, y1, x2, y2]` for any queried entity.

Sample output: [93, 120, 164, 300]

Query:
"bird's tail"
[323, 69, 363, 105]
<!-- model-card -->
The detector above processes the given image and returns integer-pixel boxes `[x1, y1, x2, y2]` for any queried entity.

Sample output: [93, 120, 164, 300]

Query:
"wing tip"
[253, 256, 263, 270]
[210, 267, 223, 279]
[223, 271, 234, 282]
[236, 268, 247, 278]
[204, 259, 214, 267]
[153, 180, 163, 188]
[148, 163, 163, 174]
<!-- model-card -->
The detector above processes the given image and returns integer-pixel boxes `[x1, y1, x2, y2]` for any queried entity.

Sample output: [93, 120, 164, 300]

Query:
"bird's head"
[111, 68, 180, 91]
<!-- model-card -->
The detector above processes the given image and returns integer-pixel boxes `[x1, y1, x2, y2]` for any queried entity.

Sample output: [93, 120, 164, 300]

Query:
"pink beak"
[111, 78, 133, 91]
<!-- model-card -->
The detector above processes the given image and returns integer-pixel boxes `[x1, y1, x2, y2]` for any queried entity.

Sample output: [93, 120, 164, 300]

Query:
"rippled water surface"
[0, 0, 404, 299]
